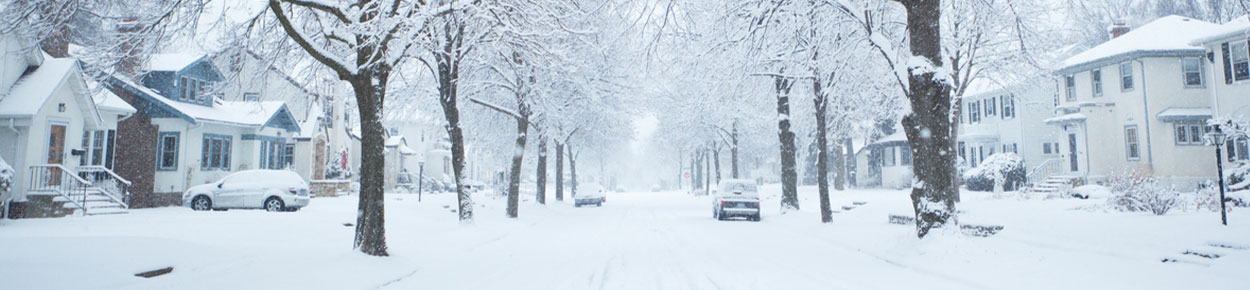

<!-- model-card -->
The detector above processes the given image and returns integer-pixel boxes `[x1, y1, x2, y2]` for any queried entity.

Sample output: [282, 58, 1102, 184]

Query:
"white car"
[712, 179, 760, 221]
[183, 170, 311, 212]
[575, 183, 606, 207]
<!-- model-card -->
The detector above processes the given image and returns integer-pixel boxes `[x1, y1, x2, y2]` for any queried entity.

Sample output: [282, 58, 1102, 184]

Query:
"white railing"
[1026, 159, 1064, 184]
[76, 166, 131, 208]
[28, 164, 93, 215]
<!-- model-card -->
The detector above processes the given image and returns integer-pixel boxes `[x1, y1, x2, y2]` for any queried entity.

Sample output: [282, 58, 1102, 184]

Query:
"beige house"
[1045, 16, 1219, 190]
[1192, 16, 1250, 164]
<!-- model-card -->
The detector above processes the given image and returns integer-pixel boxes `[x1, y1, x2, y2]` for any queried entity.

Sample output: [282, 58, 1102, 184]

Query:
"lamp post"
[417, 161, 424, 203]
[1208, 124, 1228, 226]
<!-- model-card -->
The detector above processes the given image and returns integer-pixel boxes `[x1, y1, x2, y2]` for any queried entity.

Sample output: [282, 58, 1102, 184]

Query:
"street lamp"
[1207, 124, 1228, 226]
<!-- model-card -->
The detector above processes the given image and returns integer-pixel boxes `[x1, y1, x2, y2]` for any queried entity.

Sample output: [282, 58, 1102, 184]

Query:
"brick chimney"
[113, 17, 145, 78]
[1109, 20, 1131, 39]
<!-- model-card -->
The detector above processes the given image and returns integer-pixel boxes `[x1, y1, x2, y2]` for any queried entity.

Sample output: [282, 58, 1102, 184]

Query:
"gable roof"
[148, 53, 205, 72]
[1058, 16, 1219, 73]
[108, 76, 300, 132]
[0, 55, 103, 126]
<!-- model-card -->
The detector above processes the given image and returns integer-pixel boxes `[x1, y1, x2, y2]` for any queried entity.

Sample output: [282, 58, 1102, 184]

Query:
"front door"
[1068, 133, 1079, 172]
[46, 124, 67, 184]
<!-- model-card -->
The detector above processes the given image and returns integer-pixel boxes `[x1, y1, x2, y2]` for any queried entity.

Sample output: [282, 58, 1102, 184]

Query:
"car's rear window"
[720, 182, 757, 193]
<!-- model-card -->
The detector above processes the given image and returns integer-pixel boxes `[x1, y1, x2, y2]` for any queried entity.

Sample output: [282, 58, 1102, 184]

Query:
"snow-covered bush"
[962, 153, 1025, 192]
[325, 148, 351, 179]
[1224, 162, 1250, 192]
[0, 155, 13, 193]
[1106, 170, 1181, 215]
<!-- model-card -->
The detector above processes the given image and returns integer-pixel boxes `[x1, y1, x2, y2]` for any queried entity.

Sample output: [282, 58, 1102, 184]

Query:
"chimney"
[40, 27, 70, 58]
[1109, 20, 1131, 39]
[113, 17, 145, 78]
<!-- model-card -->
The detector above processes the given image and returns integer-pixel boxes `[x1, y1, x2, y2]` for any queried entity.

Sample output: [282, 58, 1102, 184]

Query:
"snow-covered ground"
[1, 185, 1248, 290]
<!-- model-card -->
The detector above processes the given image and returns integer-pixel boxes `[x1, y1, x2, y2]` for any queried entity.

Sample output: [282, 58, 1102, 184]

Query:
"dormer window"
[180, 76, 210, 103]
[244, 92, 259, 102]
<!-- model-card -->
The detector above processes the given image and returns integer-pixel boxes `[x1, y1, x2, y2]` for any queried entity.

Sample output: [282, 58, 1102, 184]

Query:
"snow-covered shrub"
[1106, 170, 1181, 215]
[325, 148, 351, 179]
[0, 155, 14, 193]
[1224, 162, 1250, 192]
[962, 153, 1025, 192]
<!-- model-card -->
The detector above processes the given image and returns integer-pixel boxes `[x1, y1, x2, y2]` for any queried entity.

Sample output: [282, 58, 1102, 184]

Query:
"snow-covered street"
[2, 186, 1247, 290]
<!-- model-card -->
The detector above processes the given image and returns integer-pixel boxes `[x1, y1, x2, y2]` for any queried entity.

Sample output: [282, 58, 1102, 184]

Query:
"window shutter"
[1223, 42, 1233, 84]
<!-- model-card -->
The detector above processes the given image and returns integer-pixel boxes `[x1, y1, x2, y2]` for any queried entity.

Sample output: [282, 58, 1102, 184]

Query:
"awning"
[1156, 107, 1211, 122]
[1044, 113, 1087, 125]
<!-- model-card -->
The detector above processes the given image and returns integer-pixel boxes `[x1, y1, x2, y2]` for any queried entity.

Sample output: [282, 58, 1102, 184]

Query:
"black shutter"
[1223, 42, 1233, 84]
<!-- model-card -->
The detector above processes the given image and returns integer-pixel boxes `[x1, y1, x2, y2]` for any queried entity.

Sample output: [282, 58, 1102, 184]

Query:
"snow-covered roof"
[1043, 113, 1087, 125]
[92, 88, 135, 114]
[109, 76, 298, 130]
[0, 56, 93, 119]
[385, 136, 405, 147]
[870, 132, 907, 146]
[1058, 16, 1219, 71]
[1156, 107, 1211, 122]
[148, 53, 205, 72]
[1192, 16, 1250, 44]
[397, 144, 417, 155]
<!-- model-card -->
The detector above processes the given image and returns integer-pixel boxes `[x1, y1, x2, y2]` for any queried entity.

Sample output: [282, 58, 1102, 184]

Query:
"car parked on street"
[183, 170, 310, 212]
[575, 183, 607, 207]
[712, 179, 760, 221]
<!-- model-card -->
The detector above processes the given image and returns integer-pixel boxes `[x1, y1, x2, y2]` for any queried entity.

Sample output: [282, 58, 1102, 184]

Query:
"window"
[1125, 126, 1140, 160]
[157, 132, 179, 170]
[1044, 142, 1053, 154]
[1091, 69, 1103, 96]
[1120, 62, 1134, 91]
[1065, 75, 1076, 101]
[900, 145, 912, 166]
[179, 77, 189, 101]
[1229, 138, 1249, 162]
[1002, 95, 1015, 119]
[259, 140, 287, 170]
[201, 134, 232, 171]
[284, 144, 294, 168]
[882, 146, 896, 167]
[958, 141, 966, 161]
[244, 92, 259, 102]
[986, 97, 996, 117]
[1182, 58, 1204, 87]
[1232, 42, 1250, 82]
[79, 130, 106, 166]
[969, 101, 981, 123]
[1175, 123, 1209, 145]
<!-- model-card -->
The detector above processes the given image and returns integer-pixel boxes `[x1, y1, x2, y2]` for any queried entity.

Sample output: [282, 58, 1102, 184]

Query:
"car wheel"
[752, 214, 761, 222]
[575, 203, 581, 208]
[717, 210, 726, 221]
[712, 208, 718, 219]
[265, 197, 285, 212]
[597, 202, 602, 207]
[191, 195, 212, 211]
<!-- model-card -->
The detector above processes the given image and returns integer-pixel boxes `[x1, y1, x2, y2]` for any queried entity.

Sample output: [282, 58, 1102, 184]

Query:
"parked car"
[575, 183, 607, 207]
[712, 179, 760, 221]
[650, 184, 660, 192]
[183, 170, 310, 212]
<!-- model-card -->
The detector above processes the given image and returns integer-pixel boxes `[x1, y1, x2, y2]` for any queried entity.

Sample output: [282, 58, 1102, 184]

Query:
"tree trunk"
[775, 76, 800, 212]
[950, 97, 962, 202]
[568, 143, 578, 198]
[351, 73, 389, 256]
[902, 0, 958, 238]
[694, 149, 704, 191]
[813, 77, 833, 223]
[555, 142, 564, 201]
[731, 121, 740, 179]
[677, 148, 683, 190]
[505, 114, 528, 218]
[713, 147, 721, 184]
[536, 137, 547, 205]
[704, 149, 711, 195]
[833, 140, 846, 191]
[436, 25, 472, 222]
[844, 138, 855, 187]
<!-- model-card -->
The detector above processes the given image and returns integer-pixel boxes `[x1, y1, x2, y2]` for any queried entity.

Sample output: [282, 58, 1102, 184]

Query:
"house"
[1045, 15, 1219, 190]
[106, 53, 301, 207]
[1192, 16, 1250, 165]
[0, 35, 134, 218]
[957, 80, 1062, 183]
[854, 132, 912, 189]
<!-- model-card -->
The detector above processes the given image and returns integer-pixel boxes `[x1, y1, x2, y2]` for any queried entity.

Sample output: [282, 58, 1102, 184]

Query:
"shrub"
[962, 153, 1025, 192]
[1106, 170, 1181, 215]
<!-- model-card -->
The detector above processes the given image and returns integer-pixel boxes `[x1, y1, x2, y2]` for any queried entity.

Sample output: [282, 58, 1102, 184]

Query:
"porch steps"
[49, 189, 129, 215]
[1029, 175, 1077, 196]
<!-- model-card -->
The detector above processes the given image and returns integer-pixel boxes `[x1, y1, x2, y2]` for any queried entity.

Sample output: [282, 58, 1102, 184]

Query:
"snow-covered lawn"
[2, 185, 1248, 290]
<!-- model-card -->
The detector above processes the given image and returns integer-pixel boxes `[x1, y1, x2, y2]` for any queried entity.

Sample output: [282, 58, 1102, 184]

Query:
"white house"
[1192, 16, 1250, 165]
[958, 80, 1062, 183]
[1045, 15, 1219, 190]
[107, 54, 301, 205]
[0, 36, 134, 217]
[854, 132, 912, 189]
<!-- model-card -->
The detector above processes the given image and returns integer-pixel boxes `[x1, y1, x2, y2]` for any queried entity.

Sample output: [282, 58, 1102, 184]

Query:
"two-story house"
[1193, 16, 1250, 166]
[1045, 16, 1218, 190]
[0, 35, 134, 218]
[958, 80, 1061, 180]
[107, 54, 301, 207]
